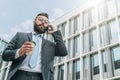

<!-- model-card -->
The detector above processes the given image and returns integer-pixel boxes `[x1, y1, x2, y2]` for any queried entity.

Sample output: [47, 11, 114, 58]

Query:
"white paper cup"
[28, 41, 36, 55]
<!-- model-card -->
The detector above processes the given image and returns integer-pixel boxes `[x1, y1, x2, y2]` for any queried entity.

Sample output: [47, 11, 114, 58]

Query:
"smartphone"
[44, 25, 52, 33]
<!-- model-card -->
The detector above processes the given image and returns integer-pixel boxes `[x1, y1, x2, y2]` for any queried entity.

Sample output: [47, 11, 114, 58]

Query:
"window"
[58, 23, 66, 37]
[83, 10, 90, 29]
[0, 56, 3, 68]
[83, 8, 97, 28]
[98, 4, 105, 21]
[69, 19, 74, 35]
[68, 39, 73, 58]
[74, 16, 80, 33]
[108, 20, 118, 43]
[0, 68, 7, 80]
[118, 17, 120, 28]
[61, 23, 66, 37]
[73, 60, 80, 80]
[73, 35, 81, 56]
[102, 51, 107, 72]
[111, 46, 120, 70]
[0, 40, 7, 54]
[107, 0, 116, 17]
[91, 53, 99, 75]
[116, 0, 120, 13]
[83, 57, 89, 80]
[58, 65, 64, 80]
[67, 62, 72, 80]
[90, 8, 97, 25]
[100, 24, 106, 46]
[83, 32, 89, 53]
[90, 29, 97, 50]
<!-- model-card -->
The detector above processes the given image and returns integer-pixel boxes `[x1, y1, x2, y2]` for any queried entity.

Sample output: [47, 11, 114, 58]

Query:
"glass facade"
[90, 29, 98, 50]
[83, 57, 89, 80]
[100, 24, 106, 46]
[107, 0, 116, 17]
[67, 62, 72, 80]
[73, 35, 80, 56]
[73, 60, 80, 80]
[58, 65, 64, 80]
[108, 20, 119, 43]
[111, 46, 120, 76]
[0, 38, 10, 80]
[53, 0, 120, 80]
[91, 53, 99, 77]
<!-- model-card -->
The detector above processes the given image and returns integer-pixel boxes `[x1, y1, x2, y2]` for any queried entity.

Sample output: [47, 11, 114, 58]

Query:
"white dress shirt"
[15, 32, 42, 73]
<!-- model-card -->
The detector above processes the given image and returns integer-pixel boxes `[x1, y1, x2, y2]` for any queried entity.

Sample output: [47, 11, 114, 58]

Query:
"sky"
[0, 0, 87, 41]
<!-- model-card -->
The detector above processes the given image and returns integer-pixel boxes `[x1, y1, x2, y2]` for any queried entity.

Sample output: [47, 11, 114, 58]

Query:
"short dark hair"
[35, 13, 49, 20]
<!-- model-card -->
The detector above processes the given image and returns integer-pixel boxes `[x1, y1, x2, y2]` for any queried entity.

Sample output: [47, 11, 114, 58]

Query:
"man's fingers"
[24, 42, 32, 45]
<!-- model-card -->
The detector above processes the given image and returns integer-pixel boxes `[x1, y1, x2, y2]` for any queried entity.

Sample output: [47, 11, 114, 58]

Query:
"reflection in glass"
[83, 32, 89, 53]
[73, 35, 80, 56]
[0, 40, 7, 54]
[68, 39, 73, 58]
[67, 62, 72, 80]
[83, 57, 88, 80]
[98, 4, 105, 21]
[61, 23, 66, 37]
[0, 68, 7, 80]
[100, 24, 106, 46]
[83, 11, 90, 29]
[116, 0, 120, 13]
[58, 65, 64, 80]
[74, 16, 80, 33]
[69, 19, 74, 35]
[91, 53, 99, 75]
[0, 56, 3, 68]
[111, 46, 120, 70]
[58, 23, 66, 37]
[91, 8, 96, 25]
[107, 0, 116, 17]
[90, 29, 97, 50]
[108, 20, 118, 42]
[102, 51, 107, 72]
[73, 60, 80, 80]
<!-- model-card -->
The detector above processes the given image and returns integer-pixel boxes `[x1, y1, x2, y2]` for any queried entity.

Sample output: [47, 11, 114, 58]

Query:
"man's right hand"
[19, 42, 34, 56]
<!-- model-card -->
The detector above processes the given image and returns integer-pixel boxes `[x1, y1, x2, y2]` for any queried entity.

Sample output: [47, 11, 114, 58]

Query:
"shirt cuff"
[15, 49, 20, 59]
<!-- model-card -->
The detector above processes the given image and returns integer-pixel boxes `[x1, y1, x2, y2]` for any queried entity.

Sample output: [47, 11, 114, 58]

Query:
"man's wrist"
[15, 49, 20, 59]
[19, 48, 24, 56]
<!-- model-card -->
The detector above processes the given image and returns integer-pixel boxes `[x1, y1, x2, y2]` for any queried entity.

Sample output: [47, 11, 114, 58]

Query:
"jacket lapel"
[41, 38, 47, 50]
[27, 32, 32, 41]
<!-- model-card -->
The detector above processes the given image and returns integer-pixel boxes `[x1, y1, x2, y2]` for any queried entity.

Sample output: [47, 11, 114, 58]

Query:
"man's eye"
[38, 18, 43, 21]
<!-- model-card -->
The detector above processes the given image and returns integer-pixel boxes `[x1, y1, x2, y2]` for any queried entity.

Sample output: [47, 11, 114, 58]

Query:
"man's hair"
[35, 13, 49, 20]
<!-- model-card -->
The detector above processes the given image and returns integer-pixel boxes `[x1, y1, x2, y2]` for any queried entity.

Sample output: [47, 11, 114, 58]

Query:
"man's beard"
[34, 23, 45, 34]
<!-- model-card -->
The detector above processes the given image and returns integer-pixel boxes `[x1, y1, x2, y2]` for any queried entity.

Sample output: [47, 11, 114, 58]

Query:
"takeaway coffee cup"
[28, 41, 36, 55]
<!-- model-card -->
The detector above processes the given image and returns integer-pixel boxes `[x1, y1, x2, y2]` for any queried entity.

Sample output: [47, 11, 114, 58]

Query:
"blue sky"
[0, 0, 87, 41]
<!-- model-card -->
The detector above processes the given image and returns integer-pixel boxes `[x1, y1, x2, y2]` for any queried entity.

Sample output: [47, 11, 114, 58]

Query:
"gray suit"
[2, 30, 67, 80]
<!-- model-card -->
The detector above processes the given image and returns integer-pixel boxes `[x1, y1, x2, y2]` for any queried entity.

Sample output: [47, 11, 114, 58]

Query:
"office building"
[1, 0, 120, 80]
[50, 0, 120, 80]
[0, 37, 10, 80]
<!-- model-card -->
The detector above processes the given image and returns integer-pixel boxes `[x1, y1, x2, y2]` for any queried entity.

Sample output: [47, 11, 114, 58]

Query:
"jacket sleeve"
[2, 32, 19, 61]
[52, 30, 68, 56]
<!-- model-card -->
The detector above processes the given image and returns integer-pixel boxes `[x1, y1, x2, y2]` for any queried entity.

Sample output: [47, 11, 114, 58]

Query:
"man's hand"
[19, 42, 34, 56]
[46, 25, 56, 34]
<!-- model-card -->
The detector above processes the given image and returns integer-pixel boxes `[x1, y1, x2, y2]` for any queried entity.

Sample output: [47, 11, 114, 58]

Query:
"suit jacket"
[2, 30, 67, 80]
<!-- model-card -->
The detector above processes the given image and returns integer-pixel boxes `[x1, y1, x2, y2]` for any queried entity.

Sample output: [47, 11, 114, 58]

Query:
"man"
[2, 13, 67, 80]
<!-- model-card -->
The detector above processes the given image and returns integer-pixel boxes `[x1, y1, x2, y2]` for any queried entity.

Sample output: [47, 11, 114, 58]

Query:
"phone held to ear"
[44, 25, 53, 33]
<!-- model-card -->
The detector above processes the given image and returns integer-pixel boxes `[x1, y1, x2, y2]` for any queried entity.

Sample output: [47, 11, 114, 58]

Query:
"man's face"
[34, 15, 49, 34]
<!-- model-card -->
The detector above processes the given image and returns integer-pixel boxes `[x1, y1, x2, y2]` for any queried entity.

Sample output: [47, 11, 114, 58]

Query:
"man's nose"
[40, 22, 46, 27]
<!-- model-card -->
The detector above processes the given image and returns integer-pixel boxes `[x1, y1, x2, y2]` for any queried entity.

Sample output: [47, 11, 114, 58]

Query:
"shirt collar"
[32, 31, 44, 38]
